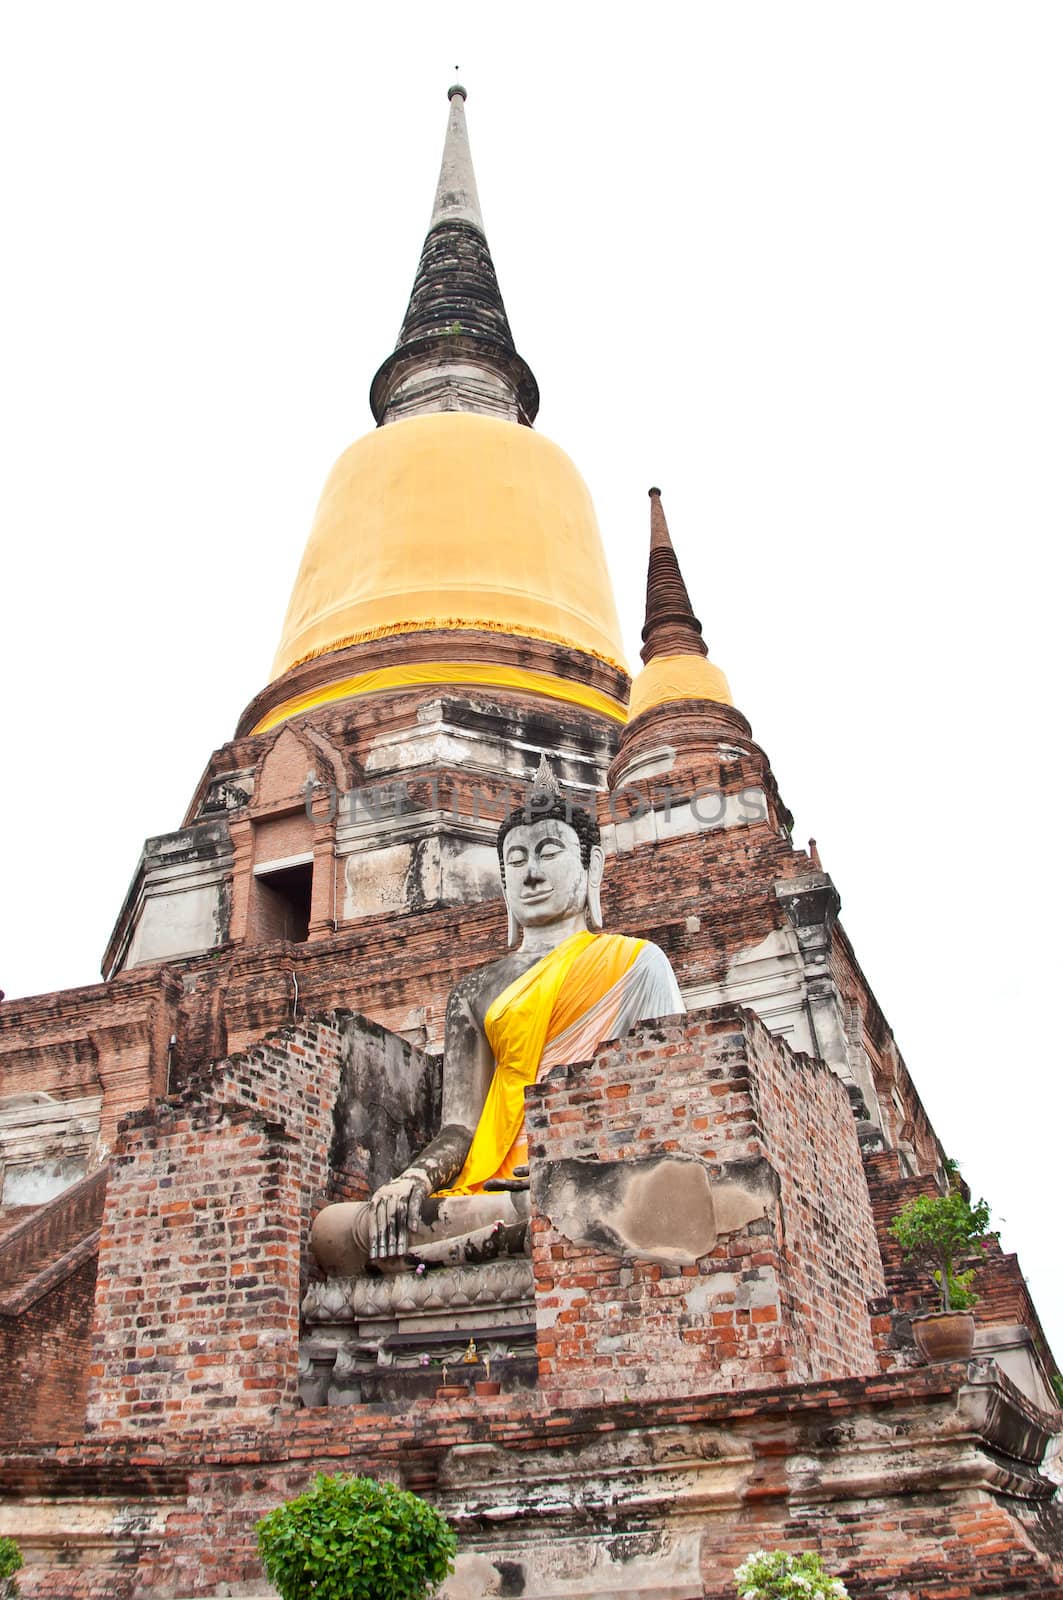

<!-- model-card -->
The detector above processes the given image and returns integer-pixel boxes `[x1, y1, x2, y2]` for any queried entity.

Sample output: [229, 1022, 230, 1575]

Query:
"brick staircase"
[0, 1205, 38, 1240]
[0, 1164, 109, 1315]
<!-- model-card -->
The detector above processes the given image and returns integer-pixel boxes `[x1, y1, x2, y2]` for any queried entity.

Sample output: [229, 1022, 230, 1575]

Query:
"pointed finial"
[369, 82, 539, 426]
[529, 754, 563, 806]
[640, 488, 708, 664]
[648, 487, 671, 552]
[430, 81, 482, 231]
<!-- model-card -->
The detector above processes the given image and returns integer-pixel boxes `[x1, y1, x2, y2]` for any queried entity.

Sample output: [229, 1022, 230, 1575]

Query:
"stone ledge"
[0, 1361, 989, 1469]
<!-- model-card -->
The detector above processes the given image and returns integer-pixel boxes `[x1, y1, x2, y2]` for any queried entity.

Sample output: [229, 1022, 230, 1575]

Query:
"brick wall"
[0, 1168, 107, 1302]
[744, 1010, 884, 1378]
[6, 1365, 1061, 1599]
[527, 1004, 883, 1405]
[83, 1011, 435, 1436]
[180, 1019, 345, 1265]
[85, 1018, 346, 1435]
[85, 1103, 302, 1433]
[697, 1451, 1063, 1600]
[0, 970, 180, 1150]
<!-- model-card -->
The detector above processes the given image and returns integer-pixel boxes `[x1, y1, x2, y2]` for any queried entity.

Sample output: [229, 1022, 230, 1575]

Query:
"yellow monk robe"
[440, 931, 645, 1197]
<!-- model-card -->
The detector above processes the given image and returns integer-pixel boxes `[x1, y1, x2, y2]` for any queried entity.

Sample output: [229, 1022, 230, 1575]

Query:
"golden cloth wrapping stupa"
[270, 412, 627, 685]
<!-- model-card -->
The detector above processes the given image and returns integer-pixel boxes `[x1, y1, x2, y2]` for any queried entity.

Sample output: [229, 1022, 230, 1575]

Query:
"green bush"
[734, 1548, 849, 1598]
[0, 1537, 23, 1600]
[256, 1473, 456, 1600]
[889, 1179, 991, 1314]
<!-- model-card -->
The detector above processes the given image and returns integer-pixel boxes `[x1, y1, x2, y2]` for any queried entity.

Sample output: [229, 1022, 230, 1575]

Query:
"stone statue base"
[299, 1258, 535, 1407]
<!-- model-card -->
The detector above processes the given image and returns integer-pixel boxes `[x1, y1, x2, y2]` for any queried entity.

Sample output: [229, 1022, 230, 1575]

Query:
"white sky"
[1, 5, 1060, 1359]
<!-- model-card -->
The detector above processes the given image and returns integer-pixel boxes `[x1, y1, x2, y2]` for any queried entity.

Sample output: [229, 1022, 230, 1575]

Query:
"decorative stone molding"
[302, 1257, 534, 1325]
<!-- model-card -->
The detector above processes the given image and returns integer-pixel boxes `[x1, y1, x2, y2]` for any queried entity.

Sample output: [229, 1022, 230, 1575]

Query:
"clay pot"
[912, 1311, 976, 1363]
[435, 1383, 469, 1400]
[474, 1380, 502, 1397]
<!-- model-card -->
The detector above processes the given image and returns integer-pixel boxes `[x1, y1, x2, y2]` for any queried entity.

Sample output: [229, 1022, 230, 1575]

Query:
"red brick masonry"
[3, 1002, 1046, 1597]
[528, 1006, 884, 1404]
[3, 1364, 1060, 1598]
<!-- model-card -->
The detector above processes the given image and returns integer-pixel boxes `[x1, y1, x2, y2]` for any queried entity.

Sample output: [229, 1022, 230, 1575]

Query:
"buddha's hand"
[368, 1169, 431, 1260]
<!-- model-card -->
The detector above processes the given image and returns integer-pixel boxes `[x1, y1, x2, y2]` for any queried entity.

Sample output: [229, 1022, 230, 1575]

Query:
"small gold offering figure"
[462, 1338, 478, 1365]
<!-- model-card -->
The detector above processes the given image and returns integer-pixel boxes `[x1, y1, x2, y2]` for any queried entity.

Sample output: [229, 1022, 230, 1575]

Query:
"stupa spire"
[428, 83, 485, 233]
[640, 487, 709, 664]
[617, 486, 735, 740]
[370, 85, 539, 427]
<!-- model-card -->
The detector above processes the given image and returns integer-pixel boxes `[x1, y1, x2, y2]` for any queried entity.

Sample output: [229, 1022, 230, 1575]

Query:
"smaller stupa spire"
[640, 488, 709, 664]
[619, 486, 735, 734]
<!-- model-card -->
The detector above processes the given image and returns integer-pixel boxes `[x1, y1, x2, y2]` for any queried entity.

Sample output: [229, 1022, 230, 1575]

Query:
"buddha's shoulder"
[446, 951, 541, 1017]
[600, 933, 675, 970]
[634, 938, 677, 971]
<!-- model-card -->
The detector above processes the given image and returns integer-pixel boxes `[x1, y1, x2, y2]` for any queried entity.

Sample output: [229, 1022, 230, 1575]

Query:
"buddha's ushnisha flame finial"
[640, 487, 709, 665]
[528, 754, 563, 806]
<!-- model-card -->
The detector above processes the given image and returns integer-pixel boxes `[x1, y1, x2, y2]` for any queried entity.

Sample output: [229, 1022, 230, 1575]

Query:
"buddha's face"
[501, 818, 594, 930]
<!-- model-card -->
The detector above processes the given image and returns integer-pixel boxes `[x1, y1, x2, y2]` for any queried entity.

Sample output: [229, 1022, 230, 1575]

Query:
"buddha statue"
[310, 759, 684, 1277]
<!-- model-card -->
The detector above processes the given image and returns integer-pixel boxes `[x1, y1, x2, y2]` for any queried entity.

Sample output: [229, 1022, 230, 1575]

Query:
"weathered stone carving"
[302, 1258, 534, 1325]
[311, 759, 684, 1277]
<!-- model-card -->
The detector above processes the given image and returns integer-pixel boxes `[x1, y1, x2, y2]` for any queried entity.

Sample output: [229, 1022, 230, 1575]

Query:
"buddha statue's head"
[496, 761, 605, 947]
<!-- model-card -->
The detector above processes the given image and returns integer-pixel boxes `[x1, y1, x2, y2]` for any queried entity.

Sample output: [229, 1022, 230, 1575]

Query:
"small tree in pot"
[257, 1473, 456, 1600]
[889, 1168, 991, 1362]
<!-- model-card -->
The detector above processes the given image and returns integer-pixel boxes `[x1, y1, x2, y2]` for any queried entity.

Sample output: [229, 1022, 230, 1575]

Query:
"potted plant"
[257, 1472, 456, 1600]
[889, 1168, 991, 1362]
[733, 1548, 849, 1598]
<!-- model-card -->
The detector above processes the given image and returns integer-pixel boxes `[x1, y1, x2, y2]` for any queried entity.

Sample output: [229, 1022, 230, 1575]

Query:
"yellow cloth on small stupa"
[440, 931, 645, 1196]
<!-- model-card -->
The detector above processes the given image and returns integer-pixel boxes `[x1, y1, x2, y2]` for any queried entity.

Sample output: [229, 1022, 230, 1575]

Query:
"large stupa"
[0, 87, 1059, 1600]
